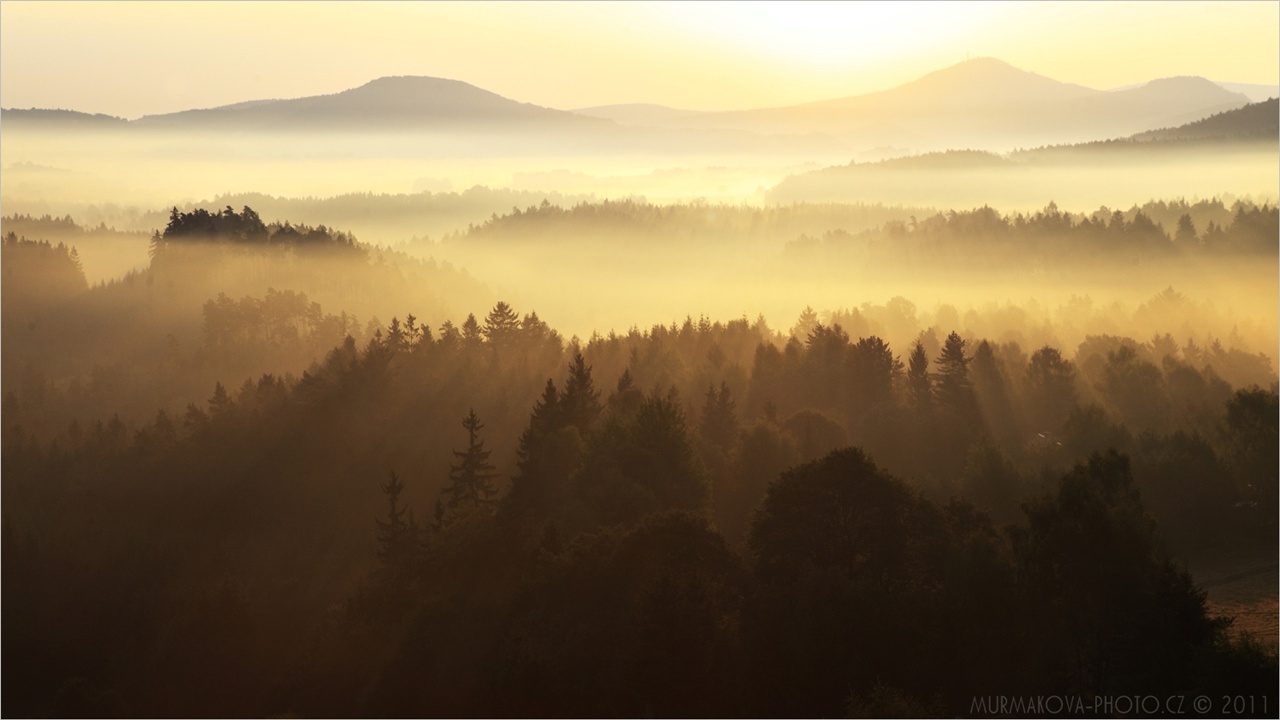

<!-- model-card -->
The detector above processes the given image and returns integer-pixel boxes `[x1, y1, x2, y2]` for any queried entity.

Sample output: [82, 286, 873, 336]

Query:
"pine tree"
[701, 382, 738, 453]
[971, 340, 1019, 448]
[461, 313, 483, 349]
[515, 379, 562, 476]
[1025, 346, 1076, 432]
[561, 353, 602, 430]
[443, 409, 499, 513]
[906, 341, 933, 411]
[438, 320, 461, 350]
[209, 381, 231, 419]
[934, 331, 973, 415]
[609, 368, 643, 417]
[849, 335, 901, 409]
[386, 316, 407, 353]
[483, 301, 521, 348]
[376, 471, 418, 564]
[791, 305, 819, 341]
[1174, 213, 1198, 247]
[506, 379, 567, 519]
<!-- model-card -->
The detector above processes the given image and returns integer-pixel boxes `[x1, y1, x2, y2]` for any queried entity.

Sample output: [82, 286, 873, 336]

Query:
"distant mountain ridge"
[808, 57, 1101, 110]
[1130, 98, 1279, 142]
[132, 75, 606, 131]
[766, 98, 1278, 205]
[1, 59, 1256, 154]
[2, 108, 128, 127]
[656, 59, 1250, 152]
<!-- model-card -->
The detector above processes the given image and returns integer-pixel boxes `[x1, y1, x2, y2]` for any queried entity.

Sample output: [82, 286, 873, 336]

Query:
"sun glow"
[647, 1, 1002, 67]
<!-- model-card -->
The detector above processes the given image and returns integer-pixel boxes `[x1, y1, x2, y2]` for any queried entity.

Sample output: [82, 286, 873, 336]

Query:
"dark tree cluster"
[2, 295, 1275, 717]
[2, 232, 88, 323]
[452, 196, 934, 250]
[162, 205, 269, 242]
[156, 205, 362, 257]
[2, 211, 492, 443]
[788, 199, 1279, 268]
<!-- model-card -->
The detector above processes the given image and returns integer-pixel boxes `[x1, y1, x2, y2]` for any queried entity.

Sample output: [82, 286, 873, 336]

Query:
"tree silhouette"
[790, 305, 819, 340]
[376, 471, 418, 565]
[970, 339, 1019, 449]
[442, 409, 498, 513]
[848, 335, 900, 411]
[1024, 345, 1077, 432]
[934, 331, 973, 415]
[906, 340, 932, 411]
[504, 378, 574, 519]
[700, 382, 738, 454]
[461, 314, 483, 350]
[1012, 451, 1223, 695]
[560, 353, 602, 430]
[747, 447, 944, 715]
[483, 301, 521, 350]
[1224, 386, 1279, 512]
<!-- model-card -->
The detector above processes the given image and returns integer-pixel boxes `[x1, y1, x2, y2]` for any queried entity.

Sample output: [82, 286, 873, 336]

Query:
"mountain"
[2, 108, 129, 128]
[1213, 82, 1278, 103]
[661, 58, 1250, 152]
[131, 76, 606, 131]
[1081, 77, 1250, 130]
[1127, 98, 1279, 142]
[809, 57, 1101, 110]
[766, 97, 1277, 206]
[1118, 80, 1278, 103]
[1, 61, 1255, 156]
[3, 76, 844, 158]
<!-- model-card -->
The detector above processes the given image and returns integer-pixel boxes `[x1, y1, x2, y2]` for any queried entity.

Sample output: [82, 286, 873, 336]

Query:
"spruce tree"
[515, 379, 562, 478]
[561, 353, 602, 430]
[906, 341, 933, 411]
[701, 382, 738, 453]
[376, 471, 418, 564]
[483, 301, 521, 348]
[506, 379, 567, 519]
[461, 314, 483, 349]
[443, 409, 499, 512]
[934, 331, 974, 415]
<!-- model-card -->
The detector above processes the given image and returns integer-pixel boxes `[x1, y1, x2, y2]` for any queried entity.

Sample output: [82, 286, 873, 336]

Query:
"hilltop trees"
[156, 205, 362, 255]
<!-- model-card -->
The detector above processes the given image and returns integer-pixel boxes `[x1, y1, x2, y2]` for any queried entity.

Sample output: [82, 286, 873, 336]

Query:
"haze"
[2, 2, 1277, 718]
[2, 2, 1277, 117]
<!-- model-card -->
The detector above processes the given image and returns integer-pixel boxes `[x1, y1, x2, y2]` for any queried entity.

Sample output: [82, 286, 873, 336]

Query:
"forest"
[2, 202, 1277, 717]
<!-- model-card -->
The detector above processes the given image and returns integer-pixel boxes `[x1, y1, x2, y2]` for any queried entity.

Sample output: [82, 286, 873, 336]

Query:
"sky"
[1, 1, 1276, 119]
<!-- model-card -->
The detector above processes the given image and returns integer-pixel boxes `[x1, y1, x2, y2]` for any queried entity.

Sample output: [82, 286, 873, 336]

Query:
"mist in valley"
[2, 6, 1278, 717]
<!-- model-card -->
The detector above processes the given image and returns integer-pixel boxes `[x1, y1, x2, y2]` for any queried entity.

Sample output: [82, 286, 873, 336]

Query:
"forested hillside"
[1, 207, 492, 439]
[4, 288, 1276, 715]
[5, 9, 1277, 717]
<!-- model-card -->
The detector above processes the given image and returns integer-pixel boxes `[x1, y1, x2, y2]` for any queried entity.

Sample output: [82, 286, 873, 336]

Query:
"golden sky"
[2, 1, 1276, 119]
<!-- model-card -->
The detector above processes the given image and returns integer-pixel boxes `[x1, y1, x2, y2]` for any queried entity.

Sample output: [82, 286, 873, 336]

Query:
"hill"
[1, 108, 129, 128]
[666, 58, 1250, 152]
[131, 75, 606, 132]
[1130, 98, 1279, 142]
[5, 77, 846, 159]
[767, 98, 1277, 208]
[1, 61, 1256, 159]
